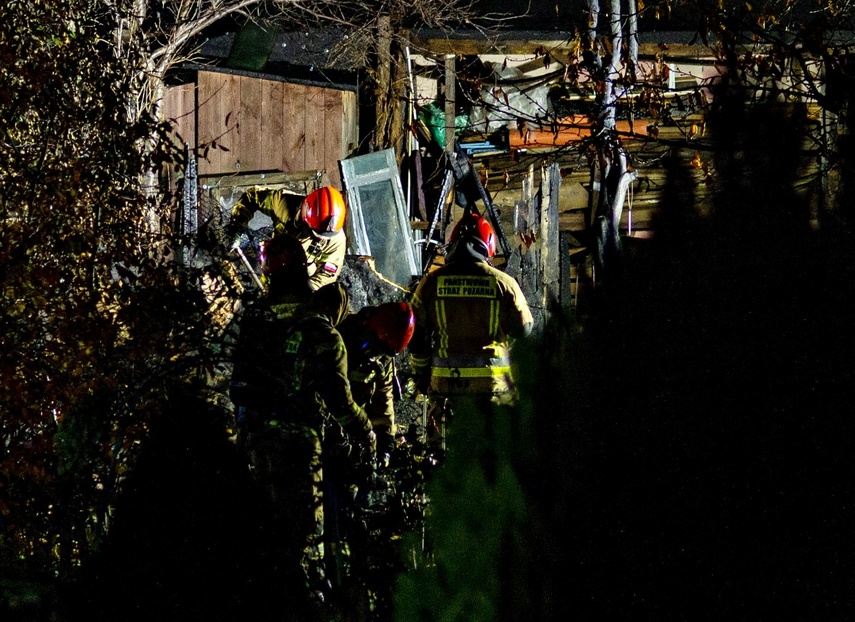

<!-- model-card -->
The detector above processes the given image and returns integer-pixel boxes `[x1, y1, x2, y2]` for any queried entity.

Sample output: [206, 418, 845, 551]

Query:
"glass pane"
[351, 151, 389, 177]
[357, 180, 414, 285]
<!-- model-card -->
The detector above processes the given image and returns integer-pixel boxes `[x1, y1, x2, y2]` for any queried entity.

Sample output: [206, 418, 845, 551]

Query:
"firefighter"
[409, 213, 533, 412]
[338, 301, 416, 463]
[230, 270, 374, 616]
[276, 282, 375, 614]
[228, 233, 316, 611]
[229, 232, 312, 425]
[230, 186, 348, 291]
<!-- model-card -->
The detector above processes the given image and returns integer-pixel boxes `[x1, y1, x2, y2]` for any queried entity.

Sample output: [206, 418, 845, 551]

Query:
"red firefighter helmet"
[364, 302, 415, 355]
[301, 186, 347, 235]
[449, 213, 497, 258]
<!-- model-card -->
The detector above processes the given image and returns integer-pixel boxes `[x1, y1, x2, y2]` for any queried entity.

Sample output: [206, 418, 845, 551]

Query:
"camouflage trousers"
[246, 423, 326, 597]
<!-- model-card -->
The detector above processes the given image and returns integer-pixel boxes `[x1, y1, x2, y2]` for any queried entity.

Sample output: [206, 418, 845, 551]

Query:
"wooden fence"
[162, 67, 358, 188]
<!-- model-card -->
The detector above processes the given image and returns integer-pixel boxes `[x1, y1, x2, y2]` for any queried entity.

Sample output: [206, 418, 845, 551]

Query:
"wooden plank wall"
[162, 83, 196, 150]
[281, 79, 306, 173]
[164, 70, 356, 188]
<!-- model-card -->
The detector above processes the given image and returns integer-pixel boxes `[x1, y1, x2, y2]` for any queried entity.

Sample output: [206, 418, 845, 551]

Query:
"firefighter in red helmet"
[296, 186, 347, 290]
[230, 185, 348, 291]
[338, 301, 415, 463]
[231, 273, 374, 616]
[230, 232, 312, 414]
[410, 213, 533, 408]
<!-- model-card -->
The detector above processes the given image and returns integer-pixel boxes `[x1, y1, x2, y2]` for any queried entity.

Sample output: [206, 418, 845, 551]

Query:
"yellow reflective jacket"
[300, 229, 346, 291]
[231, 188, 346, 291]
[410, 257, 533, 398]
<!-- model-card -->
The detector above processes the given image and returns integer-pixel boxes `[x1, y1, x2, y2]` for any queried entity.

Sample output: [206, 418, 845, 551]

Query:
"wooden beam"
[444, 54, 456, 152]
[411, 34, 713, 62]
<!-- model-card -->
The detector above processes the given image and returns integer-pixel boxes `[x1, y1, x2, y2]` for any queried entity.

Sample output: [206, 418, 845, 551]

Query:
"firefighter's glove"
[328, 424, 352, 456]
[344, 421, 375, 454]
[403, 377, 418, 399]
[229, 231, 250, 251]
[355, 429, 376, 466]
[365, 429, 378, 455]
[376, 430, 396, 469]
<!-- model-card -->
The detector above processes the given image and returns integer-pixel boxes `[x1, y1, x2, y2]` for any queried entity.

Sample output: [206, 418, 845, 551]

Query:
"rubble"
[338, 255, 411, 310]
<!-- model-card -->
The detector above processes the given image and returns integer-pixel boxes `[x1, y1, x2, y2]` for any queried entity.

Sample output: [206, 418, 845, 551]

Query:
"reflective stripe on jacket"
[410, 259, 533, 397]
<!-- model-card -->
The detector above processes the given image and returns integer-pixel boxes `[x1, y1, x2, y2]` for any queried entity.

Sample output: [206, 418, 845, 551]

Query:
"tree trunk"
[142, 74, 167, 234]
[444, 54, 456, 153]
[374, 15, 393, 151]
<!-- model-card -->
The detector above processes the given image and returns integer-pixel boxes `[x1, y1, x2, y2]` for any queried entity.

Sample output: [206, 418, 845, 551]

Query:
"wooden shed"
[162, 64, 359, 188]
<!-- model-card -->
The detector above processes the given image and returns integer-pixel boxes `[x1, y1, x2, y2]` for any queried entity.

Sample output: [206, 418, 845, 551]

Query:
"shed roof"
[198, 26, 712, 77]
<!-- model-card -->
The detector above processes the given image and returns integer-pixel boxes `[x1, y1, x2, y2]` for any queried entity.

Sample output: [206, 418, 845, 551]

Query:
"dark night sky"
[473, 0, 701, 32]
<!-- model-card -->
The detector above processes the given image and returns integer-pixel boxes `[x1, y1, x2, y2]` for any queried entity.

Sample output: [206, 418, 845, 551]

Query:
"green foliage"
[393, 396, 535, 622]
[0, 0, 240, 577]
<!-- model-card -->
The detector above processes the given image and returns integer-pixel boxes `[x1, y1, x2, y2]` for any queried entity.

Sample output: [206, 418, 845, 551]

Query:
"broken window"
[340, 149, 419, 287]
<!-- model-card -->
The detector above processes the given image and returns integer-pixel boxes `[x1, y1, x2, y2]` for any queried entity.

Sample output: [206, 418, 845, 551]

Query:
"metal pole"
[233, 246, 265, 291]
[182, 143, 198, 266]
